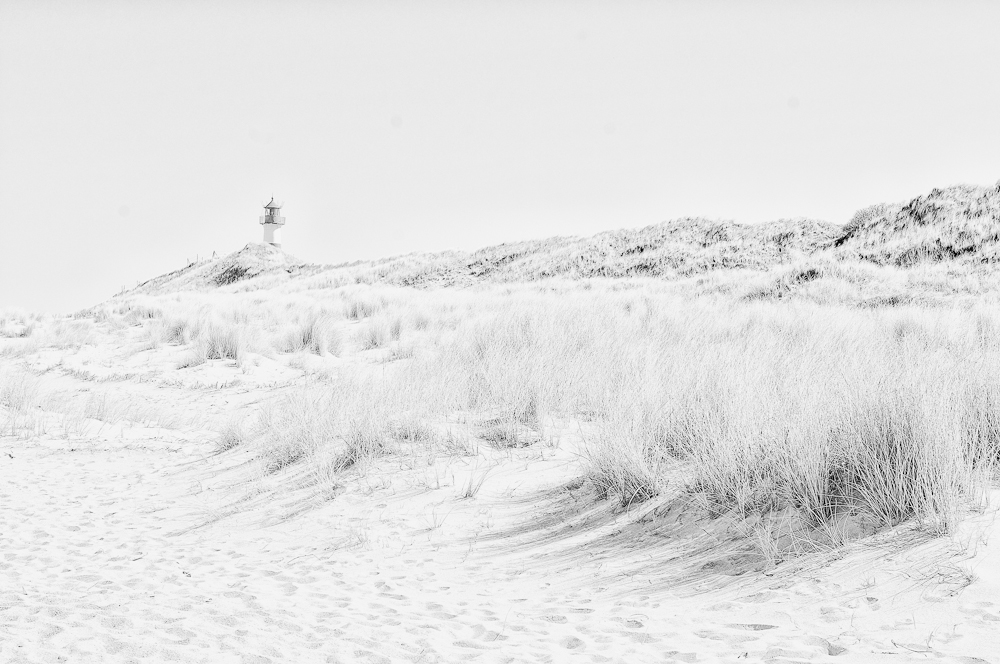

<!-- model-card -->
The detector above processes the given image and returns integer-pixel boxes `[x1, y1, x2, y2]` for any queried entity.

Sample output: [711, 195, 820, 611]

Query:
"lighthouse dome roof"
[264, 197, 283, 209]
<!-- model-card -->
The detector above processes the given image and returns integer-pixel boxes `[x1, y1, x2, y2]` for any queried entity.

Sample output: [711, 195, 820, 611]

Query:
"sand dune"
[2, 347, 998, 663]
[5, 186, 1000, 661]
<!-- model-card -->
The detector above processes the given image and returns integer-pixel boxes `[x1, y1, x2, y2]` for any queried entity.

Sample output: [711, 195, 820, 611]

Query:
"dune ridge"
[125, 182, 1000, 299]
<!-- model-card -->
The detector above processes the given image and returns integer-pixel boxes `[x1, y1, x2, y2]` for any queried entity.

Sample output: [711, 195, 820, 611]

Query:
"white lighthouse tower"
[260, 198, 285, 247]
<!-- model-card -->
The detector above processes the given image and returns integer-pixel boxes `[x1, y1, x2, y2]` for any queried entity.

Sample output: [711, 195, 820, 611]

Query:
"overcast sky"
[2, 1, 999, 312]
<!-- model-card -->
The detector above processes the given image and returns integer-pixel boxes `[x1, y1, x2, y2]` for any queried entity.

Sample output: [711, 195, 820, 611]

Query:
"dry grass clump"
[85, 300, 165, 331]
[555, 302, 996, 535]
[343, 292, 387, 320]
[79, 390, 183, 428]
[111, 295, 290, 366]
[90, 307, 130, 330]
[1, 317, 99, 357]
[119, 302, 164, 325]
[109, 292, 354, 361]
[279, 313, 343, 356]
[1, 368, 185, 437]
[586, 409, 669, 507]
[247, 393, 328, 473]
[157, 318, 194, 345]
[336, 409, 392, 472]
[391, 417, 436, 443]
[45, 319, 100, 349]
[588, 304, 999, 537]
[238, 380, 398, 478]
[215, 418, 249, 453]
[179, 323, 257, 368]
[0, 370, 47, 436]
[356, 313, 403, 350]
[476, 390, 545, 449]
[0, 310, 37, 339]
[408, 309, 432, 331]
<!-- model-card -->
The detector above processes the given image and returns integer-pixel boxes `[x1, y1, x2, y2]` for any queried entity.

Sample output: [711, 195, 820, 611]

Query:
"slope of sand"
[2, 336, 999, 663]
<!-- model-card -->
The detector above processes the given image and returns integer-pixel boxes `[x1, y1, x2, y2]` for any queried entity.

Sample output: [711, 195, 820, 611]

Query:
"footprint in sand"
[725, 623, 777, 631]
[560, 635, 585, 649]
[820, 605, 850, 622]
[629, 632, 659, 644]
[541, 614, 569, 624]
[803, 636, 848, 656]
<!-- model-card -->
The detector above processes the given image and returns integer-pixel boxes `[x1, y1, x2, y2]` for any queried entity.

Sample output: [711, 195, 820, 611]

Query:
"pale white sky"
[2, 1, 999, 312]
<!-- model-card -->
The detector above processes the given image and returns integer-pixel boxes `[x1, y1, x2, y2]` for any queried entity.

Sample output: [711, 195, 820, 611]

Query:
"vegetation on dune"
[278, 313, 343, 356]
[5, 179, 1000, 562]
[108, 182, 1000, 305]
[429, 296, 999, 538]
[0, 310, 37, 340]
[835, 183, 1000, 266]
[85, 285, 999, 557]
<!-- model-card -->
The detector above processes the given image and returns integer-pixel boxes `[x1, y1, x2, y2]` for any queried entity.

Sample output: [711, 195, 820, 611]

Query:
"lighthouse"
[260, 198, 285, 247]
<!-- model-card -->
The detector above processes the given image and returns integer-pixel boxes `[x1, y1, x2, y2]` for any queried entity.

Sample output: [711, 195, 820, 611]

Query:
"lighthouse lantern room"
[260, 198, 285, 247]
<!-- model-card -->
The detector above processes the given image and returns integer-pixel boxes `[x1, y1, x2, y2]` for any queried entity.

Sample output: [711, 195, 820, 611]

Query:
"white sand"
[2, 340, 999, 663]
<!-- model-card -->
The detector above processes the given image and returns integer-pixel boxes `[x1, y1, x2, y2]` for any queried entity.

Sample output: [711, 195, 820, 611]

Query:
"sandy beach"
[2, 331, 999, 663]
